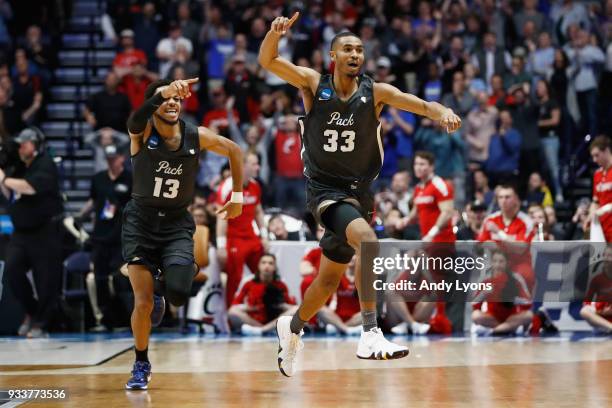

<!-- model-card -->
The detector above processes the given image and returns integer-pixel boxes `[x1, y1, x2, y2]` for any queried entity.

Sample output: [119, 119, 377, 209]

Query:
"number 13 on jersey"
[153, 177, 180, 198]
[323, 129, 355, 152]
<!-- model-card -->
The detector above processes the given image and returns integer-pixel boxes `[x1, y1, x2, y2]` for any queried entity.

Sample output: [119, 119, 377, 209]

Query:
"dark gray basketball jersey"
[299, 74, 382, 183]
[131, 120, 200, 209]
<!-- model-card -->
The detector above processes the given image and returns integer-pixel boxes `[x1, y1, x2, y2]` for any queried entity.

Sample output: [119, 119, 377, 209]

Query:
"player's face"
[413, 156, 433, 180]
[331, 36, 364, 77]
[491, 253, 508, 274]
[591, 147, 611, 168]
[258, 256, 276, 282]
[497, 188, 519, 213]
[156, 90, 182, 123]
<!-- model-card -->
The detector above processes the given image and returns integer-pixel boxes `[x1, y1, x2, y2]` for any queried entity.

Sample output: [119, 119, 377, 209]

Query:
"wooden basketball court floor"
[0, 333, 610, 407]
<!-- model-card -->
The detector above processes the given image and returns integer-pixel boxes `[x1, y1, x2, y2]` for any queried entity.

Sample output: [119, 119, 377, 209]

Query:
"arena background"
[0, 0, 609, 406]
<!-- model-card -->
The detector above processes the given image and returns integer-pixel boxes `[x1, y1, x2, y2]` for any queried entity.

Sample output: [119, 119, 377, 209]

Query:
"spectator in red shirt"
[487, 74, 514, 107]
[580, 245, 612, 333]
[395, 151, 455, 332]
[587, 136, 612, 242]
[478, 184, 536, 290]
[471, 250, 533, 335]
[202, 88, 239, 136]
[396, 151, 455, 243]
[271, 114, 305, 214]
[112, 29, 148, 78]
[227, 254, 297, 335]
[217, 152, 268, 307]
[118, 61, 158, 110]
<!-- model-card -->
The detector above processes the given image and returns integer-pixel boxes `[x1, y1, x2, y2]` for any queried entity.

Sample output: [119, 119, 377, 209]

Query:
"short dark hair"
[330, 31, 359, 50]
[497, 183, 520, 198]
[590, 135, 611, 153]
[414, 150, 435, 165]
[144, 79, 173, 100]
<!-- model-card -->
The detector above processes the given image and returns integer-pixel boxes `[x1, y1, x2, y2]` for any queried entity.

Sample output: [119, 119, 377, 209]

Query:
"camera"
[0, 140, 23, 175]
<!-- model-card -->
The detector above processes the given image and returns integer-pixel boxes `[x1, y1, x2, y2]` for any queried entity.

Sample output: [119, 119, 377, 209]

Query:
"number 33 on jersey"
[299, 74, 383, 183]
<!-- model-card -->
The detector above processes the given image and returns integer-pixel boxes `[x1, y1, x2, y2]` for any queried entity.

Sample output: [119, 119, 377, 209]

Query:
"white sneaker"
[325, 324, 338, 335]
[356, 328, 409, 360]
[241, 324, 263, 336]
[391, 322, 408, 335]
[470, 323, 493, 336]
[345, 325, 363, 336]
[410, 321, 431, 335]
[276, 316, 304, 377]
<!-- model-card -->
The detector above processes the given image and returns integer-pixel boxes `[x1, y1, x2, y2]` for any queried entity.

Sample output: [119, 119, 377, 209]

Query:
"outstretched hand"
[440, 109, 462, 133]
[270, 12, 299, 36]
[159, 78, 199, 99]
[216, 201, 243, 220]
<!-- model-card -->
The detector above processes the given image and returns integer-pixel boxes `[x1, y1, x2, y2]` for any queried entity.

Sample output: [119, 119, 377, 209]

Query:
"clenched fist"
[440, 109, 462, 133]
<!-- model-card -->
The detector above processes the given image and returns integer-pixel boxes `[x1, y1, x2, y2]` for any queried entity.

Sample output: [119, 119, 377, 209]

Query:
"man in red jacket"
[217, 152, 268, 306]
[587, 136, 612, 242]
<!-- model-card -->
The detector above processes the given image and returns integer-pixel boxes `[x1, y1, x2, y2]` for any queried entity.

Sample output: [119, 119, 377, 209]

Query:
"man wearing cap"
[457, 201, 487, 240]
[113, 29, 148, 78]
[374, 56, 402, 90]
[78, 144, 132, 331]
[0, 127, 63, 338]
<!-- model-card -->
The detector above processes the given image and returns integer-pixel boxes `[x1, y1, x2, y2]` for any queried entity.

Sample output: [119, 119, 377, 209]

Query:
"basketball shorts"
[121, 200, 195, 274]
[306, 178, 374, 264]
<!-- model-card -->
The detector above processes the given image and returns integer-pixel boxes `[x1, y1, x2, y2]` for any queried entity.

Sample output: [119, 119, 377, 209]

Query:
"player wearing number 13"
[123, 78, 243, 390]
[259, 12, 461, 376]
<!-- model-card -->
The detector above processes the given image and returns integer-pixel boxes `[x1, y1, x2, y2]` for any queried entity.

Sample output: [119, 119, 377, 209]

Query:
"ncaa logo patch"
[319, 88, 332, 100]
[147, 134, 160, 149]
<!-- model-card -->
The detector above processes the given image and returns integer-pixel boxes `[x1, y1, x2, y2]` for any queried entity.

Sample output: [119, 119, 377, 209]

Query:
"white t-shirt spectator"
[156, 36, 193, 78]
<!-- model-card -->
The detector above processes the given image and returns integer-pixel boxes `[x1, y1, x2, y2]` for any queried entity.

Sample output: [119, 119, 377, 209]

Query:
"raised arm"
[258, 12, 320, 93]
[198, 126, 243, 220]
[374, 82, 462, 133]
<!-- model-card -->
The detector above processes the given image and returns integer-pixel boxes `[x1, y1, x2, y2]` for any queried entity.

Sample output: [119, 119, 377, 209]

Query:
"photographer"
[0, 128, 63, 338]
[78, 144, 131, 331]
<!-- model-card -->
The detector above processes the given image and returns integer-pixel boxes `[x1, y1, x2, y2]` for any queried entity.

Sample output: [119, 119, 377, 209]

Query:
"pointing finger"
[185, 78, 199, 84]
[288, 12, 300, 27]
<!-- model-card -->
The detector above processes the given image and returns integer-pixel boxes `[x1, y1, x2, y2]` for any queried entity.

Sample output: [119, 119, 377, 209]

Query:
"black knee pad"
[321, 202, 363, 241]
[163, 263, 194, 306]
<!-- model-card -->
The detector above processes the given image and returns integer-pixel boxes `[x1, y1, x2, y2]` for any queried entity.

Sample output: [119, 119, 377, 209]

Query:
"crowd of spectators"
[0, 0, 70, 141]
[90, 0, 612, 333]
[97, 0, 612, 224]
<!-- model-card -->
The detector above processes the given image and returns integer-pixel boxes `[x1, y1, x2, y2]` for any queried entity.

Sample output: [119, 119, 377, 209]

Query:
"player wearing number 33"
[123, 78, 243, 390]
[258, 12, 461, 376]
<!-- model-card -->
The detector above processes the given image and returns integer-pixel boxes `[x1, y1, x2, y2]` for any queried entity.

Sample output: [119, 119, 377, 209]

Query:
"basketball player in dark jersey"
[259, 13, 461, 376]
[123, 78, 243, 389]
